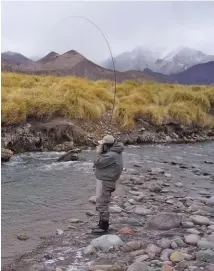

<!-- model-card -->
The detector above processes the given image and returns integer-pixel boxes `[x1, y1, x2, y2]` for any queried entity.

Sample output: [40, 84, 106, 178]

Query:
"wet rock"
[157, 238, 171, 249]
[53, 141, 74, 152]
[196, 249, 214, 263]
[190, 215, 210, 225]
[90, 234, 124, 252]
[184, 234, 200, 245]
[89, 196, 97, 204]
[147, 212, 183, 230]
[57, 149, 81, 162]
[127, 262, 150, 271]
[17, 233, 29, 241]
[170, 251, 185, 263]
[160, 249, 173, 261]
[1, 148, 13, 162]
[134, 207, 152, 215]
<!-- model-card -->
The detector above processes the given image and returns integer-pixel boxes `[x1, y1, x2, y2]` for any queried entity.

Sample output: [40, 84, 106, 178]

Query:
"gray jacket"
[94, 142, 124, 182]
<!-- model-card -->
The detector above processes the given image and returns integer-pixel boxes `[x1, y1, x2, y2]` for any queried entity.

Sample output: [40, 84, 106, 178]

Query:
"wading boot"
[91, 220, 109, 235]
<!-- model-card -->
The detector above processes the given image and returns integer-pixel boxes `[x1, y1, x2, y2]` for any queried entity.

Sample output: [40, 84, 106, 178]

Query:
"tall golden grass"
[1, 72, 214, 129]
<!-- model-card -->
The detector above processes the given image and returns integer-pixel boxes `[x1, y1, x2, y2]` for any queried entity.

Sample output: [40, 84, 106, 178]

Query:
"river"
[1, 142, 214, 267]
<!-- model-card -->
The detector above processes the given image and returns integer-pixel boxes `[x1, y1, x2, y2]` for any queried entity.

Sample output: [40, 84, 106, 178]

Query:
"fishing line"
[2, 15, 117, 135]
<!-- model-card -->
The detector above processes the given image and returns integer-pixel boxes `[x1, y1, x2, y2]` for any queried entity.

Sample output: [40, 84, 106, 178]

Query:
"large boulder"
[1, 148, 13, 162]
[147, 212, 183, 230]
[57, 149, 82, 162]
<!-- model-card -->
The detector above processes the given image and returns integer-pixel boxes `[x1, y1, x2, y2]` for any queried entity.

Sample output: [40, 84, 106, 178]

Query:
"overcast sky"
[1, 1, 214, 62]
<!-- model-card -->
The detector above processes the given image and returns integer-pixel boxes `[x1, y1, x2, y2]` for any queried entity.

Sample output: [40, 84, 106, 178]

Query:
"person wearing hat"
[92, 135, 124, 234]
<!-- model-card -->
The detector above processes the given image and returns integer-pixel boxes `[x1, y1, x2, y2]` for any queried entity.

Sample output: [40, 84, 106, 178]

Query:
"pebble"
[146, 244, 162, 257]
[68, 218, 82, 223]
[127, 262, 150, 271]
[161, 265, 174, 271]
[110, 205, 123, 213]
[56, 229, 64, 235]
[186, 228, 201, 235]
[89, 196, 97, 204]
[164, 173, 172, 178]
[172, 237, 186, 248]
[175, 182, 183, 187]
[175, 260, 188, 270]
[90, 264, 123, 271]
[150, 167, 164, 175]
[206, 196, 214, 206]
[208, 225, 214, 231]
[84, 244, 96, 255]
[90, 234, 124, 252]
[196, 249, 214, 263]
[197, 239, 214, 249]
[182, 221, 194, 228]
[123, 241, 143, 252]
[135, 207, 152, 215]
[119, 227, 135, 235]
[17, 234, 29, 241]
[157, 238, 171, 249]
[170, 251, 185, 263]
[160, 249, 173, 261]
[135, 254, 149, 262]
[184, 234, 201, 245]
[147, 212, 183, 230]
[130, 249, 146, 257]
[190, 215, 210, 225]
[166, 200, 174, 204]
[149, 183, 162, 192]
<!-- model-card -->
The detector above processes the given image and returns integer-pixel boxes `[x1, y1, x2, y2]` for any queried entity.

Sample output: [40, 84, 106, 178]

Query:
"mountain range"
[1, 50, 165, 83]
[101, 46, 214, 75]
[1, 47, 214, 85]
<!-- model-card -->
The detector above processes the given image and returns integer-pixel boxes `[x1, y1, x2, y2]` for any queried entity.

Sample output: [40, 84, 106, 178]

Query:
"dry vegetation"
[1, 73, 214, 129]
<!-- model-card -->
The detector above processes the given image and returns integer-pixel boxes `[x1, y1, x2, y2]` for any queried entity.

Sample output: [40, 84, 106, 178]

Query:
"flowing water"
[1, 142, 214, 267]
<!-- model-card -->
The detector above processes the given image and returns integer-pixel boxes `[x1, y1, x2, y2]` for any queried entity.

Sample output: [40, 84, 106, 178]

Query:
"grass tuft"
[1, 72, 214, 129]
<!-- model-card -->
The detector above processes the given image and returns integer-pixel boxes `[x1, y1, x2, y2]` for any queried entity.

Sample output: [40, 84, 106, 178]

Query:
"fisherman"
[92, 135, 124, 234]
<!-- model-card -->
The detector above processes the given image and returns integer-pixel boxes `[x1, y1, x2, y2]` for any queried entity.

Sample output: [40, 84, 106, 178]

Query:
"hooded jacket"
[94, 142, 124, 182]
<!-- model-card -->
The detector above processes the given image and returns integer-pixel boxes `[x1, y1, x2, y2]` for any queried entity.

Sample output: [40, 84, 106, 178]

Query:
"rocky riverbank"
[3, 156, 214, 271]
[1, 118, 214, 161]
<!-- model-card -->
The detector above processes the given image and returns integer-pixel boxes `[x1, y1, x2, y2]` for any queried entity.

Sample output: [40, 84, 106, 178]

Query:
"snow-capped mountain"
[154, 46, 214, 74]
[102, 46, 160, 72]
[101, 46, 214, 75]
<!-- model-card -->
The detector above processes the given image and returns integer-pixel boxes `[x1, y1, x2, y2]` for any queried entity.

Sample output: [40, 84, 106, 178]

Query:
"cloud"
[1, 1, 214, 62]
